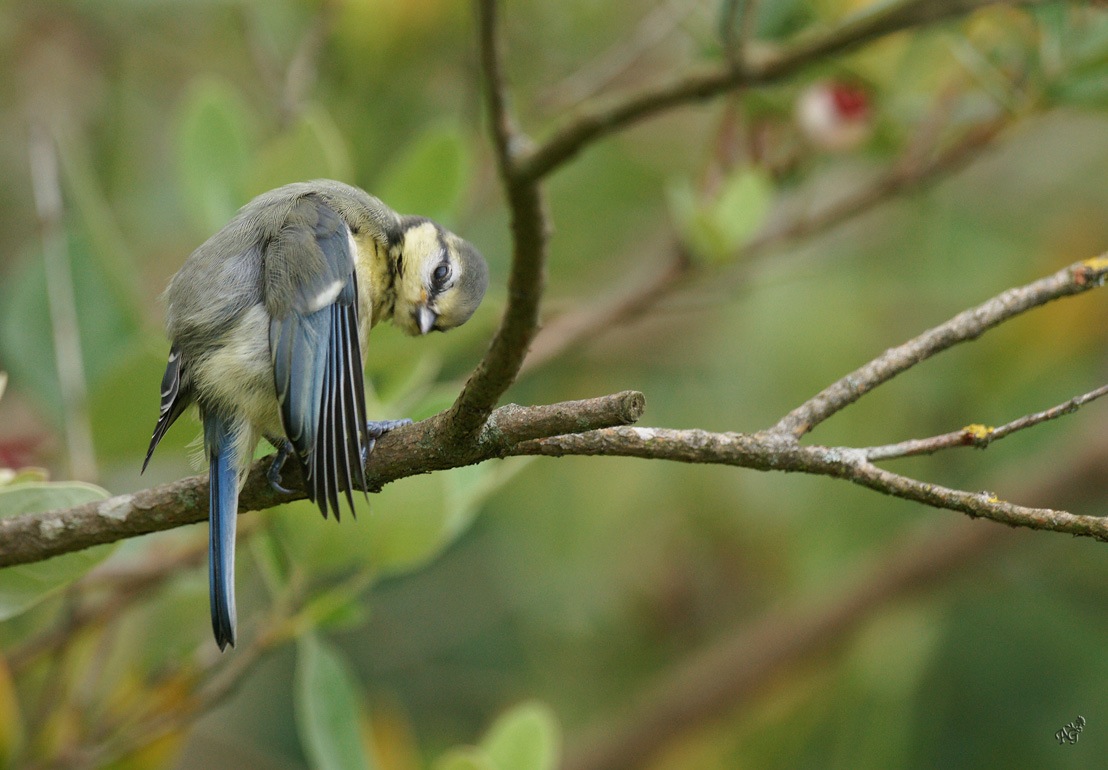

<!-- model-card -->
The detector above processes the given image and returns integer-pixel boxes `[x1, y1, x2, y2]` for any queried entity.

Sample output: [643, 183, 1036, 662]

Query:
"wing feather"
[332, 305, 357, 517]
[268, 195, 371, 519]
[142, 345, 194, 473]
[344, 271, 370, 496]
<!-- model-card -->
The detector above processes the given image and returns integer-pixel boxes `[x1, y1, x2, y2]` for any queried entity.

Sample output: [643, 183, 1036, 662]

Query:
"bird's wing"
[266, 194, 370, 520]
[142, 345, 194, 473]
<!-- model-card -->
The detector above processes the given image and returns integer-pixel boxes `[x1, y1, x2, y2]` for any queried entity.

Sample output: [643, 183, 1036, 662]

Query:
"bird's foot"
[366, 418, 413, 439]
[362, 418, 413, 461]
[267, 439, 295, 494]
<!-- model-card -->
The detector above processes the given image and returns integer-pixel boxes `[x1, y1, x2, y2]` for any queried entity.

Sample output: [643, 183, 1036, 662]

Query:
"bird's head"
[391, 217, 488, 336]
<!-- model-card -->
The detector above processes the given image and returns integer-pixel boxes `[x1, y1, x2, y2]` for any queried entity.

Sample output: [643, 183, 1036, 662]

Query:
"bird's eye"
[433, 263, 451, 284]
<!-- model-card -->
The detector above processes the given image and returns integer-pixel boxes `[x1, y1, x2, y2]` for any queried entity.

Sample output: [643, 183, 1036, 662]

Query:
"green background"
[0, 0, 1107, 767]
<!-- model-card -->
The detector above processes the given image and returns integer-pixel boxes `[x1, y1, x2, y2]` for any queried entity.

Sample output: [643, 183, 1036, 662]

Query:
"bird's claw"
[267, 440, 295, 494]
[360, 419, 412, 463]
[366, 418, 413, 439]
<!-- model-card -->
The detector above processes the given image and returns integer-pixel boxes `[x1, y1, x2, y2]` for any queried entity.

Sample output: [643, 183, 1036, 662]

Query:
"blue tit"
[142, 180, 488, 650]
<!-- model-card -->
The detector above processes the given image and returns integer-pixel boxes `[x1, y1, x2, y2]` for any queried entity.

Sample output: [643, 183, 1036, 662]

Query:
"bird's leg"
[362, 419, 413, 462]
[266, 437, 295, 495]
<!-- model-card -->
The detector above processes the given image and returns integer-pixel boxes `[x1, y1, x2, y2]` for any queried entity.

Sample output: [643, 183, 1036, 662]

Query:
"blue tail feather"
[205, 413, 239, 651]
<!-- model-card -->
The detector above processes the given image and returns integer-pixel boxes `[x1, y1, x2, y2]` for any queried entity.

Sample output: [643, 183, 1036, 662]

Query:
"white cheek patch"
[305, 279, 344, 313]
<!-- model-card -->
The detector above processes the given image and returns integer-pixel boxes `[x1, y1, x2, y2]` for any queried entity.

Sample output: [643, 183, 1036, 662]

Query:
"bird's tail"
[204, 412, 239, 651]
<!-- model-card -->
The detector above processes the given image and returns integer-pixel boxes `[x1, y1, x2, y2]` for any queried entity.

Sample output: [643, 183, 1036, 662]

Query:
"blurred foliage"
[435, 701, 560, 770]
[295, 633, 377, 770]
[0, 478, 112, 621]
[0, 0, 1107, 768]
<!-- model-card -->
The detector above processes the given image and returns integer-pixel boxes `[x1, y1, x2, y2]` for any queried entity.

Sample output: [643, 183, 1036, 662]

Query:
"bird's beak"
[416, 305, 438, 335]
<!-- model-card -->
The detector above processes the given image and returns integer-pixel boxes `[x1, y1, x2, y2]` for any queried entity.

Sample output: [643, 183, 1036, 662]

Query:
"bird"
[142, 179, 488, 650]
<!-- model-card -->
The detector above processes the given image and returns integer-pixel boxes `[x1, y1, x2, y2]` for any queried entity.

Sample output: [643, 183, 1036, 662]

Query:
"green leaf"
[434, 747, 497, 770]
[481, 701, 561, 770]
[376, 122, 471, 223]
[667, 169, 773, 265]
[271, 498, 371, 575]
[251, 105, 354, 195]
[665, 180, 699, 238]
[295, 633, 376, 770]
[712, 168, 772, 249]
[368, 458, 531, 577]
[176, 78, 255, 233]
[0, 482, 114, 620]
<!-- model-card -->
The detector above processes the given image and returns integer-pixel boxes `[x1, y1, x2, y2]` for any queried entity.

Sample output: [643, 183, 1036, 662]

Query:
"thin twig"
[7, 531, 250, 672]
[720, 0, 760, 66]
[241, 1, 336, 128]
[520, 0, 1042, 180]
[36, 593, 299, 770]
[542, 0, 700, 109]
[28, 125, 97, 482]
[865, 383, 1108, 460]
[772, 257, 1108, 438]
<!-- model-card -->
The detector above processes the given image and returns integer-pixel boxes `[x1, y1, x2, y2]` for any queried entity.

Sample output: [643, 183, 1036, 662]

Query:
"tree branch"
[772, 256, 1108, 438]
[563, 421, 1108, 770]
[447, 0, 1032, 445]
[520, 0, 1042, 181]
[522, 112, 1010, 375]
[503, 256, 1108, 546]
[864, 382, 1108, 460]
[562, 415, 1108, 770]
[10, 246, 1107, 569]
[512, 424, 1108, 541]
[446, 0, 550, 441]
[0, 392, 645, 568]
[740, 115, 1009, 258]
